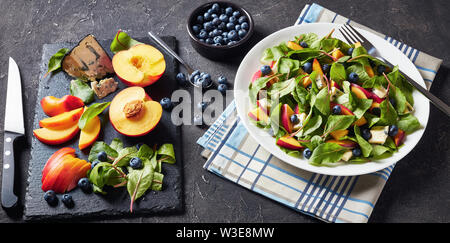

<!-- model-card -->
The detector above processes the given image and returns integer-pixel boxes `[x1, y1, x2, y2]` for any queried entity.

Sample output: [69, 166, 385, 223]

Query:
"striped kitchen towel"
[196, 3, 442, 223]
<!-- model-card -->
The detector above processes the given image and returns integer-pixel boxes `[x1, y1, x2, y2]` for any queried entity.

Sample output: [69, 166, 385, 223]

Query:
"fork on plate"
[338, 24, 450, 117]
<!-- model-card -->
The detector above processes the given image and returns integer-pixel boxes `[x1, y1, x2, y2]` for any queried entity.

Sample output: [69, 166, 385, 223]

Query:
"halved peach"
[33, 122, 80, 145]
[112, 44, 166, 87]
[39, 107, 84, 129]
[276, 135, 304, 150]
[287, 41, 303, 50]
[78, 115, 101, 150]
[109, 86, 162, 137]
[40, 95, 84, 117]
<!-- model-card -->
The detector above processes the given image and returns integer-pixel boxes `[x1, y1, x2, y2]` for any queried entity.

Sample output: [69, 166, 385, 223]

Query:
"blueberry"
[217, 22, 226, 30]
[207, 8, 213, 14]
[196, 15, 204, 24]
[348, 72, 359, 83]
[219, 14, 228, 22]
[44, 190, 58, 206]
[389, 97, 396, 107]
[130, 157, 143, 169]
[388, 125, 398, 137]
[77, 178, 92, 193]
[372, 107, 381, 116]
[322, 64, 330, 73]
[227, 30, 238, 40]
[204, 12, 212, 21]
[232, 11, 240, 18]
[211, 3, 220, 13]
[377, 65, 386, 74]
[61, 194, 74, 208]
[198, 101, 208, 111]
[303, 148, 312, 159]
[223, 37, 229, 43]
[212, 17, 221, 26]
[201, 72, 211, 81]
[192, 25, 201, 34]
[260, 65, 272, 76]
[91, 160, 100, 169]
[218, 76, 228, 84]
[352, 148, 362, 157]
[205, 38, 214, 44]
[361, 128, 372, 140]
[160, 97, 172, 110]
[214, 36, 224, 44]
[204, 22, 213, 31]
[303, 62, 312, 73]
[218, 83, 228, 94]
[227, 41, 237, 46]
[97, 151, 107, 161]
[332, 105, 342, 115]
[241, 22, 249, 30]
[234, 24, 241, 31]
[193, 74, 201, 83]
[199, 38, 205, 43]
[238, 16, 247, 24]
[212, 29, 222, 37]
[222, 31, 228, 38]
[176, 72, 187, 85]
[211, 13, 218, 19]
[347, 47, 354, 56]
[226, 22, 235, 30]
[299, 41, 308, 48]
[290, 114, 300, 124]
[198, 30, 208, 39]
[238, 29, 247, 38]
[229, 16, 237, 24]
[196, 77, 212, 88]
[225, 7, 233, 15]
[208, 31, 215, 38]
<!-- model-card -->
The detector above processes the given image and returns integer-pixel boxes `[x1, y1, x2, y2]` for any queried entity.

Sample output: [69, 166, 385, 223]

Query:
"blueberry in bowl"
[187, 2, 254, 60]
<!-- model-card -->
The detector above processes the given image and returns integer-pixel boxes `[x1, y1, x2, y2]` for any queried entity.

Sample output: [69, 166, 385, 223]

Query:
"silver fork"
[338, 24, 450, 117]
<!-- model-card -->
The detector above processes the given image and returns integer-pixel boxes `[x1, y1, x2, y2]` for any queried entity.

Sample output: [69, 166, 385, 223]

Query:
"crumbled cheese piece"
[292, 113, 307, 131]
[341, 150, 353, 162]
[368, 126, 389, 144]
[91, 78, 118, 99]
[373, 86, 388, 99]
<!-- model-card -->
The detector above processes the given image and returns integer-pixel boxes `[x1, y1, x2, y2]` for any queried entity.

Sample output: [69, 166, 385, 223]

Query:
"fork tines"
[338, 24, 368, 45]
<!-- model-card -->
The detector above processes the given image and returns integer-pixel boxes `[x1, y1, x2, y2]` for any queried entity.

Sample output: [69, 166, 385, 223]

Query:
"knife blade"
[2, 57, 24, 209]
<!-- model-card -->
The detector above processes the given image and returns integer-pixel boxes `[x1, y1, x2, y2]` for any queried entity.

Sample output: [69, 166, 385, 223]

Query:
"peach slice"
[248, 107, 269, 124]
[41, 95, 84, 117]
[330, 130, 349, 140]
[394, 129, 406, 147]
[302, 76, 313, 88]
[257, 98, 270, 115]
[312, 58, 326, 88]
[332, 49, 345, 60]
[326, 139, 357, 148]
[33, 122, 80, 145]
[287, 41, 304, 50]
[39, 107, 84, 129]
[42, 147, 76, 182]
[276, 135, 304, 150]
[78, 115, 101, 150]
[112, 44, 166, 87]
[281, 104, 295, 133]
[109, 86, 162, 137]
[350, 83, 371, 99]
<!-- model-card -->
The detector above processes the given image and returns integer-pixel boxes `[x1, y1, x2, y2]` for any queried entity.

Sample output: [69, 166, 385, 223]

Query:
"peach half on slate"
[112, 44, 166, 87]
[109, 86, 162, 137]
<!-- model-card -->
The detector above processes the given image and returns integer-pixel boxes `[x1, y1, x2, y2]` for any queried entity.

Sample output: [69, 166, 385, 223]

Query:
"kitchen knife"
[2, 57, 24, 209]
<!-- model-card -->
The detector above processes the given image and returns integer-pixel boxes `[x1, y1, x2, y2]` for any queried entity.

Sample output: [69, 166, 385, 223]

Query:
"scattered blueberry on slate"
[44, 190, 58, 206]
[260, 65, 272, 76]
[218, 83, 228, 94]
[176, 72, 187, 85]
[347, 47, 354, 56]
[130, 157, 143, 169]
[348, 72, 359, 83]
[352, 147, 362, 157]
[77, 178, 92, 193]
[303, 148, 313, 159]
[160, 97, 173, 110]
[361, 128, 372, 140]
[290, 114, 300, 124]
[303, 62, 312, 73]
[192, 3, 249, 46]
[198, 101, 208, 111]
[218, 75, 228, 84]
[61, 194, 74, 208]
[387, 125, 399, 137]
[91, 160, 100, 169]
[97, 151, 107, 162]
[332, 105, 342, 115]
[299, 41, 308, 48]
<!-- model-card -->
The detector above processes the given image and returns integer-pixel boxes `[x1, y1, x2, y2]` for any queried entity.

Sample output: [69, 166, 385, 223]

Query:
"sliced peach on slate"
[248, 107, 269, 124]
[42, 155, 76, 193]
[281, 104, 295, 133]
[42, 148, 76, 183]
[39, 107, 84, 129]
[33, 122, 80, 145]
[326, 139, 357, 148]
[66, 160, 91, 192]
[113, 44, 166, 87]
[330, 130, 349, 140]
[78, 115, 101, 150]
[41, 95, 84, 117]
[287, 41, 303, 50]
[276, 135, 304, 150]
[109, 86, 162, 137]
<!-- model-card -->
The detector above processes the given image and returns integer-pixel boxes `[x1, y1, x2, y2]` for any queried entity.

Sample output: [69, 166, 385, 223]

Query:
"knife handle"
[1, 131, 21, 209]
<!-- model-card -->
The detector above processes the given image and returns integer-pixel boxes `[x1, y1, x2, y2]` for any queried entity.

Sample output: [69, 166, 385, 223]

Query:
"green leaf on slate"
[44, 48, 69, 77]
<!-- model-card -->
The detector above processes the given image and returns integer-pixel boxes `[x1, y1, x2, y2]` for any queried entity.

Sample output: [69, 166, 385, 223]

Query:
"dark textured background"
[0, 0, 449, 223]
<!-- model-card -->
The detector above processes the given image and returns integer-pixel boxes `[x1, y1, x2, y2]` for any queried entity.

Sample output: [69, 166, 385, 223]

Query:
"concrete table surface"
[0, 0, 449, 223]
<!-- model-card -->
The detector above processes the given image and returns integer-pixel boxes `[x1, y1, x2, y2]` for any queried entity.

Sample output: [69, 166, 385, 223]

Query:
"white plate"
[234, 23, 429, 176]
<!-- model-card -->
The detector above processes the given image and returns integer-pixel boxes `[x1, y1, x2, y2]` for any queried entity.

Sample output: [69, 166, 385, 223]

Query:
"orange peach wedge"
[33, 122, 80, 145]
[39, 107, 84, 129]
[78, 115, 101, 150]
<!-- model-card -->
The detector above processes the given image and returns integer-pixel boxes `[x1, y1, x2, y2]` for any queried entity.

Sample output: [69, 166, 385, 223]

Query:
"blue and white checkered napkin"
[197, 3, 442, 223]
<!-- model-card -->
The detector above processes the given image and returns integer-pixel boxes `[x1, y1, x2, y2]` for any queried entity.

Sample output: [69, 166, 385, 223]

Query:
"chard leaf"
[323, 115, 356, 136]
[110, 30, 142, 53]
[302, 113, 322, 136]
[389, 85, 407, 114]
[354, 126, 372, 157]
[78, 102, 111, 130]
[137, 144, 154, 159]
[249, 76, 271, 105]
[157, 143, 176, 164]
[70, 79, 95, 104]
[296, 33, 319, 46]
[372, 145, 392, 159]
[309, 143, 347, 164]
[346, 63, 371, 84]
[151, 172, 164, 191]
[342, 81, 356, 110]
[376, 99, 398, 126]
[88, 141, 118, 162]
[353, 98, 373, 119]
[330, 62, 346, 84]
[270, 103, 283, 135]
[398, 114, 421, 134]
[127, 160, 154, 212]
[114, 146, 138, 167]
[269, 78, 296, 99]
[45, 48, 69, 77]
[110, 138, 123, 152]
[314, 88, 330, 116]
[277, 58, 300, 76]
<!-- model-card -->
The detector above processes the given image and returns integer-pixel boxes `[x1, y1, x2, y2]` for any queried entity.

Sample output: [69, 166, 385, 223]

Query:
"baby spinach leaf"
[314, 88, 330, 116]
[286, 49, 321, 63]
[364, 113, 380, 128]
[269, 78, 296, 99]
[110, 138, 123, 152]
[323, 115, 355, 136]
[296, 33, 319, 46]
[376, 99, 398, 126]
[302, 113, 322, 136]
[137, 144, 154, 159]
[88, 141, 118, 162]
[249, 76, 271, 105]
[157, 143, 176, 164]
[353, 98, 373, 119]
[78, 102, 111, 130]
[114, 146, 138, 167]
[342, 81, 356, 110]
[269, 103, 283, 136]
[309, 143, 347, 164]
[354, 125, 372, 157]
[397, 114, 421, 134]
[44, 48, 69, 77]
[110, 30, 142, 53]
[372, 145, 393, 159]
[330, 62, 346, 84]
[346, 63, 371, 84]
[277, 58, 300, 76]
[70, 79, 95, 104]
[389, 85, 407, 114]
[151, 172, 164, 191]
[127, 161, 154, 212]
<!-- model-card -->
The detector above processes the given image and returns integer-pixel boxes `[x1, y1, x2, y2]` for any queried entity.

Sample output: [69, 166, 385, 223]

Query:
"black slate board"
[24, 36, 183, 221]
